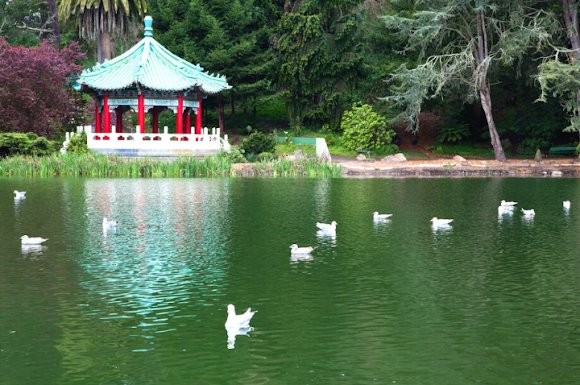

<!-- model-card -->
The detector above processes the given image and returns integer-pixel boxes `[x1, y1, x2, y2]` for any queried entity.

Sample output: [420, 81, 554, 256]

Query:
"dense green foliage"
[341, 103, 396, 152]
[65, 131, 89, 153]
[0, 133, 57, 158]
[241, 132, 277, 156]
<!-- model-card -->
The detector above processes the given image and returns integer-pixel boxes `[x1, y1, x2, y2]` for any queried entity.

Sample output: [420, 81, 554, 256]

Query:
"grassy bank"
[0, 152, 340, 178]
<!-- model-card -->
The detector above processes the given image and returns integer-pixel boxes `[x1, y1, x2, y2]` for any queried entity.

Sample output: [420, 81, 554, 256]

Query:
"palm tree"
[59, 0, 147, 63]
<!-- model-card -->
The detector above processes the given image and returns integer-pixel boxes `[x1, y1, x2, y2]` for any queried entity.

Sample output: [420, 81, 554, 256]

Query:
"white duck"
[316, 221, 337, 234]
[431, 217, 453, 226]
[225, 304, 257, 329]
[563, 200, 571, 210]
[20, 235, 48, 245]
[14, 190, 26, 199]
[102, 217, 118, 230]
[500, 200, 517, 207]
[290, 244, 315, 255]
[521, 208, 535, 216]
[373, 212, 392, 220]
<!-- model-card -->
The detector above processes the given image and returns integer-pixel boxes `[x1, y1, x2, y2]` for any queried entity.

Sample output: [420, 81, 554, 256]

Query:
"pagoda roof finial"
[144, 16, 153, 37]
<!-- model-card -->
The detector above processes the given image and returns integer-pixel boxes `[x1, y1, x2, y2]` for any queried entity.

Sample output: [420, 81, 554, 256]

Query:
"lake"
[0, 177, 579, 385]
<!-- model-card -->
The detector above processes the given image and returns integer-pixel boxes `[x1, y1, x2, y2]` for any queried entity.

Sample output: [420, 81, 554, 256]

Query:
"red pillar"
[103, 93, 110, 133]
[195, 96, 203, 134]
[185, 108, 191, 134]
[152, 108, 159, 134]
[176, 94, 184, 134]
[138, 94, 145, 133]
[115, 107, 123, 133]
[95, 99, 101, 133]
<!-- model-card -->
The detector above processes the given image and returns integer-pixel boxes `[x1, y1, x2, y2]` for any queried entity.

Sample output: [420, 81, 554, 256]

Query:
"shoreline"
[337, 157, 580, 178]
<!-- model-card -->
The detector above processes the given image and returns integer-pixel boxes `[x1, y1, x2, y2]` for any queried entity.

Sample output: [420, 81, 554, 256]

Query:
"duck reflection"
[21, 244, 46, 257]
[226, 325, 254, 350]
[498, 205, 515, 223]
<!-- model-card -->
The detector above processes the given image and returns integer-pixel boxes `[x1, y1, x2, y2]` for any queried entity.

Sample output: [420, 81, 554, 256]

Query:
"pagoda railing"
[62, 126, 231, 155]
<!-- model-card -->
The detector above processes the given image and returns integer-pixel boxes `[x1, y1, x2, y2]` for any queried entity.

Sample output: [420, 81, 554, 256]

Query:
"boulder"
[534, 149, 543, 162]
[382, 153, 407, 163]
[356, 154, 367, 161]
[452, 155, 469, 166]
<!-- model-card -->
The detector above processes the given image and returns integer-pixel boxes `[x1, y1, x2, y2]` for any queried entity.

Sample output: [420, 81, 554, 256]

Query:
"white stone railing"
[62, 125, 231, 155]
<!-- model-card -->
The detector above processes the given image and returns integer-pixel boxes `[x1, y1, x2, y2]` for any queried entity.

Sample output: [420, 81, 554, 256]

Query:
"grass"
[0, 152, 340, 178]
[275, 143, 316, 156]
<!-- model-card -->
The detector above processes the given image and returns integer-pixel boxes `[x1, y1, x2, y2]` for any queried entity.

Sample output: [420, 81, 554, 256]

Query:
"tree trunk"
[97, 32, 103, 63]
[230, 94, 236, 115]
[479, 84, 506, 162]
[101, 30, 113, 61]
[218, 97, 225, 132]
[48, 0, 60, 46]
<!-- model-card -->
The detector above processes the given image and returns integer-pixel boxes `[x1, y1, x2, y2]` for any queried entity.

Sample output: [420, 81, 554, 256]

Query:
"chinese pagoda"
[72, 16, 232, 157]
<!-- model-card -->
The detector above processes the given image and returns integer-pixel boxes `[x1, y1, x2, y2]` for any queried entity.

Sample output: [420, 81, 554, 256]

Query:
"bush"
[256, 152, 276, 162]
[437, 124, 470, 144]
[0, 132, 56, 157]
[66, 131, 88, 154]
[340, 103, 396, 152]
[217, 145, 246, 163]
[241, 132, 276, 156]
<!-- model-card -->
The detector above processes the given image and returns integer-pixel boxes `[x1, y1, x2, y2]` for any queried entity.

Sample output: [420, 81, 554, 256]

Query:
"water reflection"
[21, 244, 46, 257]
[290, 253, 314, 263]
[498, 205, 515, 223]
[225, 325, 254, 350]
[316, 230, 336, 245]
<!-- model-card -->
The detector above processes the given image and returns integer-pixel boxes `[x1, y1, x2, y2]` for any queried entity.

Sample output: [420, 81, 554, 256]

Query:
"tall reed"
[0, 153, 341, 178]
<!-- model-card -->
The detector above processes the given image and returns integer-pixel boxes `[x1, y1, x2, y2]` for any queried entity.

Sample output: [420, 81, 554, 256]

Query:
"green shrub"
[66, 131, 89, 154]
[340, 103, 396, 152]
[217, 145, 246, 163]
[241, 132, 276, 156]
[257, 152, 275, 162]
[437, 124, 470, 144]
[0, 132, 57, 157]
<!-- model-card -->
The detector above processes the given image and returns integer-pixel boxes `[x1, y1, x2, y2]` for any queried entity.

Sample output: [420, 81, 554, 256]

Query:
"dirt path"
[336, 156, 580, 177]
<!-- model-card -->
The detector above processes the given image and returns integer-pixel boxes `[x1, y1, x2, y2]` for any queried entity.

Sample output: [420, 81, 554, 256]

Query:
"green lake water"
[0, 177, 579, 385]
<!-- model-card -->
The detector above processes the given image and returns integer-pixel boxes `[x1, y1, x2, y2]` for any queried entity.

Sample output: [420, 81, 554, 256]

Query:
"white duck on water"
[290, 244, 315, 255]
[431, 217, 453, 226]
[373, 212, 392, 220]
[563, 200, 571, 210]
[316, 221, 337, 234]
[521, 208, 535, 216]
[500, 200, 517, 207]
[225, 304, 257, 329]
[20, 235, 48, 245]
[14, 190, 26, 199]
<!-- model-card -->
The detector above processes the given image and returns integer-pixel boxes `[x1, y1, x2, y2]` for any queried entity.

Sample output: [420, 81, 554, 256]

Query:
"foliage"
[381, 0, 556, 161]
[217, 145, 246, 163]
[58, 0, 147, 61]
[537, 58, 580, 134]
[0, 38, 85, 136]
[253, 158, 341, 177]
[274, 1, 365, 131]
[148, 0, 280, 116]
[0, 132, 57, 158]
[0, 0, 55, 45]
[437, 124, 470, 144]
[241, 131, 276, 156]
[256, 152, 276, 162]
[66, 131, 89, 153]
[340, 103, 396, 152]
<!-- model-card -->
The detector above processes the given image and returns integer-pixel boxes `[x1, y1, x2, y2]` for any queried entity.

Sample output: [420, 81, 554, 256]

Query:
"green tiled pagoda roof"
[75, 16, 231, 94]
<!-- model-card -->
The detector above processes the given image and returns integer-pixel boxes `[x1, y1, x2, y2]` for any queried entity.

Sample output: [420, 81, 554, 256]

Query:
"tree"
[148, 0, 282, 130]
[58, 0, 147, 62]
[382, 1, 554, 162]
[274, 0, 366, 131]
[0, 38, 85, 135]
[0, 0, 58, 46]
[537, 0, 580, 137]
